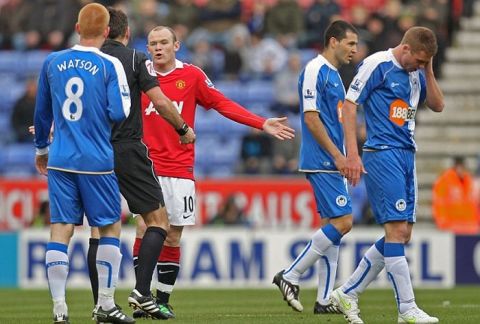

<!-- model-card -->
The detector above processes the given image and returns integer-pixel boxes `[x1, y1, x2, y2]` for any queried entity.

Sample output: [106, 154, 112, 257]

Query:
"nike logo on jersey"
[158, 270, 175, 275]
[182, 214, 192, 219]
[390, 82, 400, 88]
[333, 83, 339, 87]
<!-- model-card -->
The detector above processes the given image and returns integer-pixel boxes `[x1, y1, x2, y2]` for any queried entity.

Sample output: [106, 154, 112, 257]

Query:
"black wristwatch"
[176, 122, 189, 136]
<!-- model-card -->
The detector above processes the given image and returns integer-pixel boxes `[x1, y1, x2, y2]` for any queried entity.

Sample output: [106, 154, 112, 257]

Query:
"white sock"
[384, 244, 416, 313]
[284, 224, 342, 285]
[341, 238, 385, 299]
[316, 244, 339, 304]
[45, 242, 69, 316]
[96, 237, 122, 310]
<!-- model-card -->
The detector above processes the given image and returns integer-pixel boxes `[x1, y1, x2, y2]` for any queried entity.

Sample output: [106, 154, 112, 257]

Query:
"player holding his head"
[131, 25, 295, 319]
[331, 26, 444, 324]
[271, 20, 359, 314]
[85, 7, 196, 321]
[34, 3, 134, 324]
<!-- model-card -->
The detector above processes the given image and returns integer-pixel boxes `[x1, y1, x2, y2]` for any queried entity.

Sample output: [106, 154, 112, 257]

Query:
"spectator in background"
[11, 75, 37, 142]
[432, 156, 480, 234]
[0, 0, 32, 50]
[271, 130, 300, 175]
[164, 0, 199, 35]
[25, 0, 80, 50]
[223, 24, 250, 80]
[238, 128, 273, 174]
[208, 195, 250, 226]
[245, 31, 288, 80]
[264, 0, 304, 48]
[31, 200, 50, 227]
[302, 0, 341, 49]
[270, 51, 302, 115]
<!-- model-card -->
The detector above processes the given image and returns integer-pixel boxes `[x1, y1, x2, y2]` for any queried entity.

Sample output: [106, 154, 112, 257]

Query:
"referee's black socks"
[134, 226, 167, 296]
[87, 238, 99, 305]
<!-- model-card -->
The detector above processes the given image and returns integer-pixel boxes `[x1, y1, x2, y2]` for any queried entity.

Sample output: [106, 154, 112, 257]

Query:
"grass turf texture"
[0, 287, 478, 323]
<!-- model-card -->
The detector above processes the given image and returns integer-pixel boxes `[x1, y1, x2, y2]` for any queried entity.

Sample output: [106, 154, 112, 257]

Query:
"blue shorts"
[306, 172, 352, 218]
[47, 169, 121, 227]
[362, 149, 416, 224]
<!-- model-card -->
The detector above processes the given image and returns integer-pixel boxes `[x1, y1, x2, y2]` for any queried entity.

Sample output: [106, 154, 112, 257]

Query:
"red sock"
[133, 237, 142, 258]
[158, 246, 180, 263]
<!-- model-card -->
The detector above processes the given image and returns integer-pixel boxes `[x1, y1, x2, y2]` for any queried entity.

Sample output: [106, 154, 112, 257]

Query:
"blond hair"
[401, 26, 437, 56]
[78, 3, 109, 39]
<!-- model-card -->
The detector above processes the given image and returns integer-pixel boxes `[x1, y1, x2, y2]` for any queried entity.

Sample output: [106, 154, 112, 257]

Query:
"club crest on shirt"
[395, 199, 407, 211]
[350, 78, 364, 92]
[336, 195, 347, 207]
[176, 80, 186, 89]
[303, 88, 315, 100]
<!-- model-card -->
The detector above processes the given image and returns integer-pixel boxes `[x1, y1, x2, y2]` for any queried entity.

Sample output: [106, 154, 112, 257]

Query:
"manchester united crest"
[176, 80, 186, 89]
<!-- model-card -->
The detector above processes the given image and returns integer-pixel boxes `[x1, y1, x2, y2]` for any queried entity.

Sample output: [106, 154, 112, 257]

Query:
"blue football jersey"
[34, 45, 131, 173]
[299, 55, 346, 172]
[346, 49, 427, 150]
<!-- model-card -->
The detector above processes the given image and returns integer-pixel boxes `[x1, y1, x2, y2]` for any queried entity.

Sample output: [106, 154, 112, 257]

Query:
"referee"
[89, 6, 195, 322]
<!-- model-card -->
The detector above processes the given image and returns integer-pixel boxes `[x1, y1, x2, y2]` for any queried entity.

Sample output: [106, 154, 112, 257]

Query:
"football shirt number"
[62, 77, 84, 121]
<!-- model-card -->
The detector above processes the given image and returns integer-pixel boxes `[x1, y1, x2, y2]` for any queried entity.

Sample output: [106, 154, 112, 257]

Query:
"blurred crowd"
[1, 0, 474, 78]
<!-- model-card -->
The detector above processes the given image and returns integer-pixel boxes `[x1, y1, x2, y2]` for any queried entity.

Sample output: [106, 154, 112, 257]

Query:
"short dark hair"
[324, 20, 358, 48]
[148, 26, 177, 43]
[107, 7, 128, 40]
[401, 26, 437, 57]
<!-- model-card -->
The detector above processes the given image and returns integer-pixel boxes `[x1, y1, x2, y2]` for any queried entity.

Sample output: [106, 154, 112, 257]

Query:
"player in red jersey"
[132, 26, 295, 319]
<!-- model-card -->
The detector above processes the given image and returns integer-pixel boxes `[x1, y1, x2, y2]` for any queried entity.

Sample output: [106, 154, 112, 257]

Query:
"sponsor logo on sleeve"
[303, 88, 315, 100]
[145, 60, 156, 76]
[350, 79, 364, 92]
[205, 78, 215, 88]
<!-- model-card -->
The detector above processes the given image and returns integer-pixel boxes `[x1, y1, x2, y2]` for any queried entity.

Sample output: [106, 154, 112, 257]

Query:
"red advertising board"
[0, 179, 48, 230]
[0, 178, 319, 230]
[196, 178, 319, 228]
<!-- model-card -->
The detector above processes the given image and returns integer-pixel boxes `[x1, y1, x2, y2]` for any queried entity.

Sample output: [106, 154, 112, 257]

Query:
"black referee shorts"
[113, 141, 165, 215]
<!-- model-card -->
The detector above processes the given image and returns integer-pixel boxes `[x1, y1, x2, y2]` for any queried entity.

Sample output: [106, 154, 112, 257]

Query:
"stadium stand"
[415, 2, 480, 221]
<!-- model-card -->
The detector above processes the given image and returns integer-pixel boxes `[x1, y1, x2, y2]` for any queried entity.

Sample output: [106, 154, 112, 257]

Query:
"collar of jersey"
[72, 44, 103, 54]
[317, 54, 337, 71]
[156, 59, 184, 76]
[387, 48, 403, 69]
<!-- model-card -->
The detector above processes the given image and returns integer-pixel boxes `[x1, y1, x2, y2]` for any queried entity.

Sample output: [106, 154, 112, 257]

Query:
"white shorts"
[158, 176, 196, 226]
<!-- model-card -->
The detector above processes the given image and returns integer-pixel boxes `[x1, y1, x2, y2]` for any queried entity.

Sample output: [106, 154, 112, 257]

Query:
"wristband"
[176, 122, 189, 136]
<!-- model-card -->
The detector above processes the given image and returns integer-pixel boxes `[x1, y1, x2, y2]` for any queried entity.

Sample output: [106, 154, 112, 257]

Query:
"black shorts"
[113, 141, 164, 214]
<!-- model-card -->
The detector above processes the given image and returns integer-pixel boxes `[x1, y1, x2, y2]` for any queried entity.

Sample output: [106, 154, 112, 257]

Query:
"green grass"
[0, 287, 479, 323]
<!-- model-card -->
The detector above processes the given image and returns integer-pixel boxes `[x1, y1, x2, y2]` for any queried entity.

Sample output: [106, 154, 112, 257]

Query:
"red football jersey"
[142, 60, 266, 180]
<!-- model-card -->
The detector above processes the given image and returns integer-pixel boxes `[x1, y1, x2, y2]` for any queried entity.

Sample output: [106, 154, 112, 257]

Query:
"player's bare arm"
[424, 57, 445, 112]
[146, 86, 196, 143]
[262, 117, 295, 140]
[35, 153, 48, 176]
[303, 111, 346, 174]
[342, 99, 365, 186]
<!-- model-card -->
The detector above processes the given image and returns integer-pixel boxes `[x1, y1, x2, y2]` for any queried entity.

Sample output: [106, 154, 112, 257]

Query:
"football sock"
[156, 246, 181, 304]
[46, 242, 69, 315]
[384, 242, 416, 313]
[135, 226, 167, 296]
[316, 244, 339, 304]
[97, 237, 122, 311]
[284, 224, 342, 285]
[341, 237, 385, 299]
[87, 238, 99, 305]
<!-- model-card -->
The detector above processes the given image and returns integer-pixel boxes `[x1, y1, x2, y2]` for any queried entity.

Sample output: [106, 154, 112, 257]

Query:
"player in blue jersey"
[34, 4, 135, 324]
[330, 27, 444, 324]
[273, 20, 358, 315]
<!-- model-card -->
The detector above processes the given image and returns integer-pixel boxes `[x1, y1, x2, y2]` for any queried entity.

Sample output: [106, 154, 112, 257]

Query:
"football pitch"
[0, 287, 478, 323]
